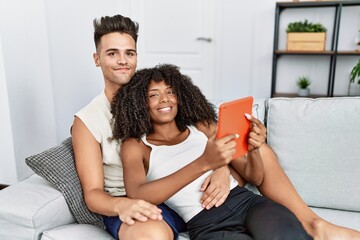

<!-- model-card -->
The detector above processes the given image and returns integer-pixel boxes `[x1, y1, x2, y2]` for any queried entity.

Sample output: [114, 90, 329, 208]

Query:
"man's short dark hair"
[93, 14, 139, 51]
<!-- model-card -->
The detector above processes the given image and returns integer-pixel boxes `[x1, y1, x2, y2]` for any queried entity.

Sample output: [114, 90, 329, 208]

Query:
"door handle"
[196, 37, 212, 43]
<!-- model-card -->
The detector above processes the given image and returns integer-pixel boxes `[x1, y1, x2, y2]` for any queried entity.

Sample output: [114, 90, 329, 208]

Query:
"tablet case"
[216, 96, 253, 159]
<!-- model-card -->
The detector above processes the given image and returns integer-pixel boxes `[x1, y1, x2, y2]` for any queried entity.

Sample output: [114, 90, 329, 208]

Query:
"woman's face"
[147, 80, 178, 124]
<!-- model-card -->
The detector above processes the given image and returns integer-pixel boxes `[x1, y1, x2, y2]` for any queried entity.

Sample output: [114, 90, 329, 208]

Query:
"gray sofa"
[1, 97, 359, 239]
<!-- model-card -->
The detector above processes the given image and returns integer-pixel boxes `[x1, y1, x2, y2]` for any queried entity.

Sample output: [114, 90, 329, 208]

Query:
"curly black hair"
[111, 64, 217, 141]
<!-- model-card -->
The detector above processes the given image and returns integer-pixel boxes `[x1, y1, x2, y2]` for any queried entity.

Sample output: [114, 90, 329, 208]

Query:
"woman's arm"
[229, 150, 264, 186]
[229, 114, 266, 186]
[197, 118, 265, 187]
[121, 134, 237, 204]
[196, 122, 232, 208]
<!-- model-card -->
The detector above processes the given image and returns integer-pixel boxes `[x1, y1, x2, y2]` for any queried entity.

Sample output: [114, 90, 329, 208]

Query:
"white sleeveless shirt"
[141, 125, 238, 222]
[75, 91, 125, 196]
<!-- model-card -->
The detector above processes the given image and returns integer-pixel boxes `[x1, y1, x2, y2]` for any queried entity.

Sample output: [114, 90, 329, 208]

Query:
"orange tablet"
[216, 96, 253, 159]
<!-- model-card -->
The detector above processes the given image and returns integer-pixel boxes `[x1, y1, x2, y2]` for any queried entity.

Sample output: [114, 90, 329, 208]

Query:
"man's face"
[93, 32, 137, 91]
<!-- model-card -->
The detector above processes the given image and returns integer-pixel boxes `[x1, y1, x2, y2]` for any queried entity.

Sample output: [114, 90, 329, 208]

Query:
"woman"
[110, 64, 310, 239]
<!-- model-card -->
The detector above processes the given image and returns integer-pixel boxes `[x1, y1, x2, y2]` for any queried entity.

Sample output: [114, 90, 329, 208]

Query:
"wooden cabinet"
[271, 1, 360, 97]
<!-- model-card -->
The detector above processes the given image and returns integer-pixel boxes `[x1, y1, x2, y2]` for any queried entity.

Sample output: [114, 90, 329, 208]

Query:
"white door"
[129, 0, 217, 101]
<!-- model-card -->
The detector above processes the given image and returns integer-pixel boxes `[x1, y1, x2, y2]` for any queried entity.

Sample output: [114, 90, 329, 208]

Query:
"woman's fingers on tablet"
[247, 115, 267, 136]
[217, 133, 238, 144]
[249, 126, 266, 149]
[214, 135, 238, 159]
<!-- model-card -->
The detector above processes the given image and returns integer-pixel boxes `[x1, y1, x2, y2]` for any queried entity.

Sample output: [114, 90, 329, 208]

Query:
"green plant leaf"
[286, 19, 327, 33]
[297, 76, 311, 88]
[350, 59, 360, 84]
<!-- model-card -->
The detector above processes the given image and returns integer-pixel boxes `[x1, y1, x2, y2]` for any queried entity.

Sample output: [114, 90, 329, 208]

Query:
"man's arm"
[71, 117, 162, 225]
[198, 165, 230, 209]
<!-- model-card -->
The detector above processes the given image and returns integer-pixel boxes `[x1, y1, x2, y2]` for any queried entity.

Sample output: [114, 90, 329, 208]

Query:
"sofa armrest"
[0, 174, 76, 240]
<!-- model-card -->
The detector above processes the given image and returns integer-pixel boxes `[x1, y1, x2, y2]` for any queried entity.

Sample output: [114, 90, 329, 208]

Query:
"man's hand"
[116, 198, 163, 225]
[200, 166, 231, 209]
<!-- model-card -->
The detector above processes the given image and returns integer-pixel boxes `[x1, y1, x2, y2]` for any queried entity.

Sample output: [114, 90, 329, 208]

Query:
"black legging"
[187, 186, 312, 240]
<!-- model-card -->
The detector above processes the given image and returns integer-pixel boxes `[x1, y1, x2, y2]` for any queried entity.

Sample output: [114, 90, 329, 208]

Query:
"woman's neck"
[147, 122, 188, 146]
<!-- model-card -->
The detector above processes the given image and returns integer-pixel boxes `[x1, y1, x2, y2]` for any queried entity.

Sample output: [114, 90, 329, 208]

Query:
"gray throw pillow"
[25, 137, 105, 229]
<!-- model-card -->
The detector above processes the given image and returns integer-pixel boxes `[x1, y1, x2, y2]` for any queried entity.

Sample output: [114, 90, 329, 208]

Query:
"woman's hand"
[245, 114, 267, 151]
[199, 166, 231, 209]
[200, 132, 238, 170]
[116, 198, 163, 225]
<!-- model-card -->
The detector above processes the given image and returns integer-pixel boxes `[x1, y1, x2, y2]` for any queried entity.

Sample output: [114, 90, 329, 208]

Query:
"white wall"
[0, 0, 57, 182]
[0, 0, 358, 182]
[218, 0, 276, 101]
[43, 0, 120, 141]
[0, 36, 17, 184]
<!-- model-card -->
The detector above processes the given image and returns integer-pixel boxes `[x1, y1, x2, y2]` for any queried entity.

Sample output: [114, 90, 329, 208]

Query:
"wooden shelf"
[277, 1, 360, 8]
[275, 50, 334, 55]
[336, 51, 360, 55]
[275, 50, 360, 56]
[271, 1, 360, 98]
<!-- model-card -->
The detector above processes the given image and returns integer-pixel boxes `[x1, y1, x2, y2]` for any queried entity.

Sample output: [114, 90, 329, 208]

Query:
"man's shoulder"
[74, 92, 112, 142]
[76, 92, 109, 118]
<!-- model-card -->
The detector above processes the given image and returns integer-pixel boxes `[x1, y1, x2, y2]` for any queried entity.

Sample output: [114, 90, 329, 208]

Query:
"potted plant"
[286, 19, 327, 51]
[297, 76, 311, 97]
[349, 59, 360, 96]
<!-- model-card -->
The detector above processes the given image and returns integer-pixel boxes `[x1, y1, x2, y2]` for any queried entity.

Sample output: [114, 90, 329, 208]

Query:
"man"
[72, 14, 360, 240]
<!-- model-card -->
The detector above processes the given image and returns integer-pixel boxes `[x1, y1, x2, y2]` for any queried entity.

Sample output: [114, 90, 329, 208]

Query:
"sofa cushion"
[252, 98, 267, 124]
[25, 137, 105, 229]
[0, 174, 75, 240]
[266, 97, 360, 212]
